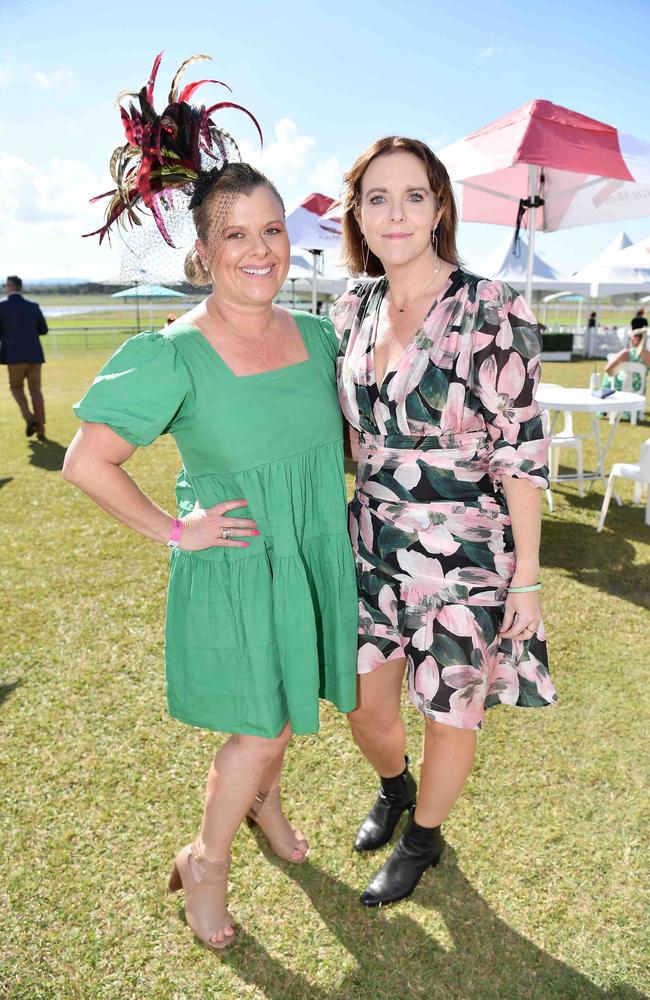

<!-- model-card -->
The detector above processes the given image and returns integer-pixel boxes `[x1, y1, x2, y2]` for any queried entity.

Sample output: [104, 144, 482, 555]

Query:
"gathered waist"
[357, 430, 489, 452]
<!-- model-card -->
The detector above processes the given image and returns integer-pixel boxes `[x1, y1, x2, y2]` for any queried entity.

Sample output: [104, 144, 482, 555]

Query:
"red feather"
[146, 51, 163, 105]
[206, 101, 263, 147]
[178, 78, 232, 103]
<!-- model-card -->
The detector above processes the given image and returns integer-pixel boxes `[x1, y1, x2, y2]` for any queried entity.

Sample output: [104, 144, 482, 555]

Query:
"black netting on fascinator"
[84, 52, 263, 282]
[188, 165, 227, 210]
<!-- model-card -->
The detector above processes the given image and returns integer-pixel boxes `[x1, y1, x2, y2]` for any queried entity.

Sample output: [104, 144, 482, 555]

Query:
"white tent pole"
[525, 164, 537, 306]
[311, 252, 318, 314]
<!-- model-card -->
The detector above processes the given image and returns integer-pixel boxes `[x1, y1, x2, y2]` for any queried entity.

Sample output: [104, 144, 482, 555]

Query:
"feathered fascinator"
[85, 51, 263, 247]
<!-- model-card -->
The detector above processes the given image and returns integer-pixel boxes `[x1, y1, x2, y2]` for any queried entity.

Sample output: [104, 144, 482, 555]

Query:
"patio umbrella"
[112, 284, 187, 332]
[285, 193, 342, 313]
[111, 284, 187, 299]
[438, 99, 650, 304]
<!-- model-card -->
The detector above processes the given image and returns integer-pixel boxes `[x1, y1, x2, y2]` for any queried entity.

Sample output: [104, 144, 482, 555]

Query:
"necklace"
[388, 272, 438, 313]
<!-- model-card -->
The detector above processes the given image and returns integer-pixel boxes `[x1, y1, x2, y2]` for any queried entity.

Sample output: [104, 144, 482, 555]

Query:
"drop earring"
[362, 238, 370, 273]
[431, 231, 440, 274]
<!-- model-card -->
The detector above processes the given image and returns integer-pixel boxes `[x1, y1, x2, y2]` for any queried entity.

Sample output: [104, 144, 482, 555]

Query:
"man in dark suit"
[0, 275, 48, 439]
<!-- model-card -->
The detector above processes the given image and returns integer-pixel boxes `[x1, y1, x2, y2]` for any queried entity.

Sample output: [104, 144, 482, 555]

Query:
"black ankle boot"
[359, 812, 444, 907]
[353, 758, 417, 852]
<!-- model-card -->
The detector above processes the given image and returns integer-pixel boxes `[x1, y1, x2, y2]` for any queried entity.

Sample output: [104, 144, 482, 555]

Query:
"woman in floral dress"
[331, 136, 557, 908]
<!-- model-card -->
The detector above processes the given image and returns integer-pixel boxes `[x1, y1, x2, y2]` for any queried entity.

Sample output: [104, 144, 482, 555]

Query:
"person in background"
[604, 329, 649, 397]
[630, 308, 648, 332]
[587, 311, 597, 329]
[0, 275, 48, 439]
[166, 313, 178, 325]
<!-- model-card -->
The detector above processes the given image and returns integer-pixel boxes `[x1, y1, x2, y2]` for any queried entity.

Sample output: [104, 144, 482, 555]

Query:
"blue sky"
[1, 0, 649, 280]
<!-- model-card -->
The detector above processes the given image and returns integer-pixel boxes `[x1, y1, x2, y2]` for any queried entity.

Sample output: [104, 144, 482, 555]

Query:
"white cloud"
[0, 153, 106, 226]
[307, 156, 344, 199]
[33, 68, 76, 89]
[478, 46, 502, 60]
[0, 155, 120, 278]
[239, 117, 316, 179]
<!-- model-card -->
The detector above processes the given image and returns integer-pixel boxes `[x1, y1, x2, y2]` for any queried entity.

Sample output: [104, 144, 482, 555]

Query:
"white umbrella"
[112, 284, 186, 332]
[285, 193, 342, 313]
[438, 99, 650, 305]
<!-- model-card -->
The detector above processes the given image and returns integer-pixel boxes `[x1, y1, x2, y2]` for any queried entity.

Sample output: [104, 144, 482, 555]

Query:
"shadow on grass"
[0, 679, 21, 710]
[28, 438, 68, 472]
[542, 494, 650, 610]
[221, 844, 643, 1000]
[0, 477, 13, 489]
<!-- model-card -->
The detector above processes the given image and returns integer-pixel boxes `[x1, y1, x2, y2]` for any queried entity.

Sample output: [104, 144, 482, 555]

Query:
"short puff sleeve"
[317, 316, 339, 362]
[472, 282, 550, 490]
[73, 331, 193, 447]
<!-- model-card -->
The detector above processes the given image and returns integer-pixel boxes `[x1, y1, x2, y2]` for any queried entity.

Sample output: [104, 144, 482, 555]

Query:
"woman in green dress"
[63, 58, 357, 951]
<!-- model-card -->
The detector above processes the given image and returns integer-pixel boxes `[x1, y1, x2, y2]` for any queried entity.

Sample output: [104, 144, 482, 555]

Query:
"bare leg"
[415, 718, 477, 828]
[347, 658, 407, 777]
[198, 723, 292, 945]
[200, 723, 292, 859]
[249, 747, 308, 861]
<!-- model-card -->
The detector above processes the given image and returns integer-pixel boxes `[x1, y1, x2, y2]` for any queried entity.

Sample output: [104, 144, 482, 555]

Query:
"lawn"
[1, 353, 649, 1000]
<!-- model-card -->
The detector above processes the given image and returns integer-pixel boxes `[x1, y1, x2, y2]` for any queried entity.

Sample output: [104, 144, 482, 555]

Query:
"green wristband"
[507, 583, 542, 593]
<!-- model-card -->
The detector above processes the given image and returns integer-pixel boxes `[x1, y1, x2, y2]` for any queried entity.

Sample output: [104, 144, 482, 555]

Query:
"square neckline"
[173, 311, 314, 380]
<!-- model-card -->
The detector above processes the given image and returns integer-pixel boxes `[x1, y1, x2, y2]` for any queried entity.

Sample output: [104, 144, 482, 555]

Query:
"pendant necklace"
[388, 272, 439, 313]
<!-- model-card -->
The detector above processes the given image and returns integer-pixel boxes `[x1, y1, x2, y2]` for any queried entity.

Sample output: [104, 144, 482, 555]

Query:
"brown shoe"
[246, 786, 309, 863]
[25, 418, 38, 437]
[169, 839, 235, 951]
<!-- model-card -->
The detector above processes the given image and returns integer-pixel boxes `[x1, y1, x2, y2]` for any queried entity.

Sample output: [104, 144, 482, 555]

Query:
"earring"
[361, 238, 370, 273]
[197, 249, 210, 280]
[431, 231, 440, 275]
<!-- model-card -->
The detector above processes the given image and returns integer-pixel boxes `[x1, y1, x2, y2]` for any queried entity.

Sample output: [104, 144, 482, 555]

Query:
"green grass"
[1, 356, 649, 1000]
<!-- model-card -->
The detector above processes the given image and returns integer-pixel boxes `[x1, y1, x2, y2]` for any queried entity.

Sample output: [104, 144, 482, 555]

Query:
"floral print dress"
[332, 268, 557, 730]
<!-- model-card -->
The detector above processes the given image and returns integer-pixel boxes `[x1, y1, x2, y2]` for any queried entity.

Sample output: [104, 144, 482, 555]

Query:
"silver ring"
[221, 527, 232, 540]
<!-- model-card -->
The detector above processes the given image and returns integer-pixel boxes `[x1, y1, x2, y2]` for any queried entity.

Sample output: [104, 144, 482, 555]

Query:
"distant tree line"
[22, 281, 195, 296]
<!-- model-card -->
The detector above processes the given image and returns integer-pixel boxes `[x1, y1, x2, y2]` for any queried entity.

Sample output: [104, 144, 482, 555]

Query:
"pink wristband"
[166, 517, 183, 548]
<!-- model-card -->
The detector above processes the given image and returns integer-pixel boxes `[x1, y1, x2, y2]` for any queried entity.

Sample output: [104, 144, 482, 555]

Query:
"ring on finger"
[221, 527, 232, 540]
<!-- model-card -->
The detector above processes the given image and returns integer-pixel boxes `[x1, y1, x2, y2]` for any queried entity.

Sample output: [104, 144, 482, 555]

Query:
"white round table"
[535, 383, 646, 488]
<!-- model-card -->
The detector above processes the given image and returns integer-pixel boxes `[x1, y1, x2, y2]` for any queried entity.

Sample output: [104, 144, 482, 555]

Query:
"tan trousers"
[7, 363, 45, 434]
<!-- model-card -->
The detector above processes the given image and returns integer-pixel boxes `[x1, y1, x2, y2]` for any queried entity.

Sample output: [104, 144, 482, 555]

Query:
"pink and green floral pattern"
[331, 269, 557, 730]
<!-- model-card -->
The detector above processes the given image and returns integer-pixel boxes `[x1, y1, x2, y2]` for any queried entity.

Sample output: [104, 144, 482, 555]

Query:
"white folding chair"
[548, 410, 586, 498]
[596, 438, 650, 531]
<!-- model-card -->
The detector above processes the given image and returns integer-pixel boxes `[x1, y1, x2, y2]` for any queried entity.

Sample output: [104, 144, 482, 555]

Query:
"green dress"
[73, 312, 359, 737]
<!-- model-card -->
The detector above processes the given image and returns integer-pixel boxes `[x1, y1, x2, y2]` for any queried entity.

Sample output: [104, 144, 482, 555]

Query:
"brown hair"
[6, 275, 22, 291]
[184, 163, 285, 286]
[341, 136, 460, 278]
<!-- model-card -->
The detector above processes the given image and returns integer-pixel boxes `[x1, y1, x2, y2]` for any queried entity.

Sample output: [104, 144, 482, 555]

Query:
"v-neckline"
[371, 268, 459, 393]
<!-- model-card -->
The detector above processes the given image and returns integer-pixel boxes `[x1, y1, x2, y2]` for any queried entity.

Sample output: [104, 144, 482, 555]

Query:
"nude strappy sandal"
[245, 786, 310, 863]
[169, 839, 235, 950]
